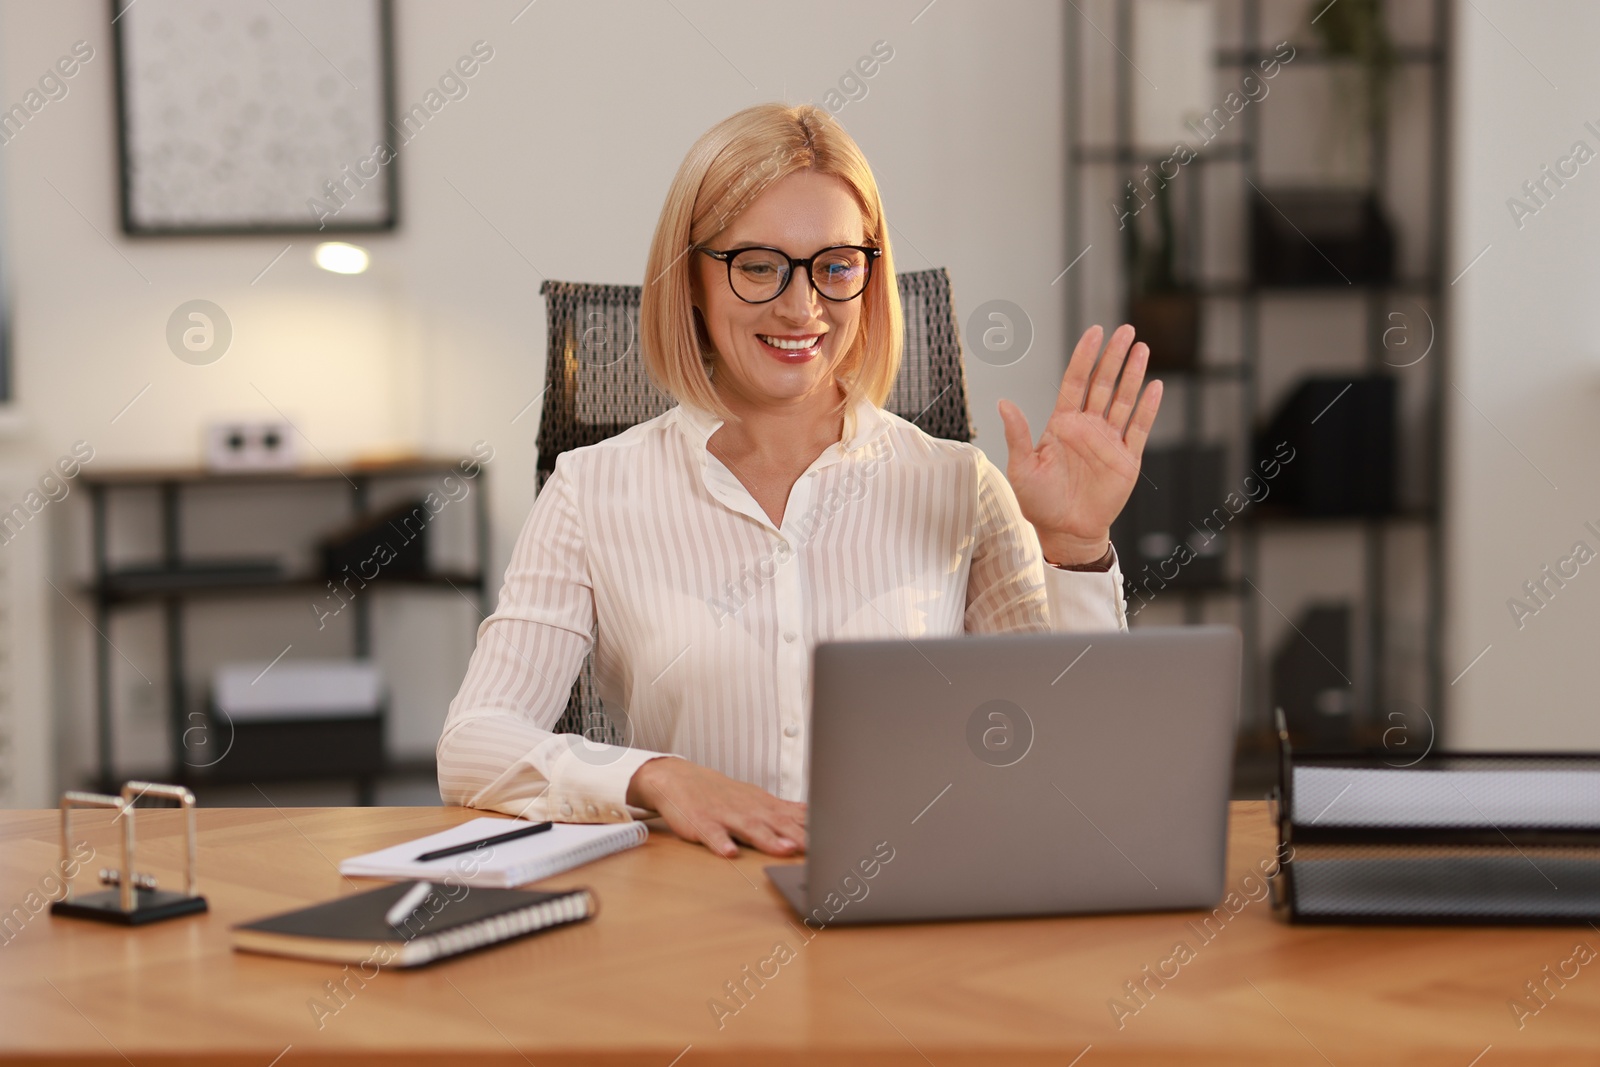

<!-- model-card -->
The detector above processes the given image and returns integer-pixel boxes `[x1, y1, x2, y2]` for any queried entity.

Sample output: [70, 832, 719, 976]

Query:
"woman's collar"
[673, 391, 889, 455]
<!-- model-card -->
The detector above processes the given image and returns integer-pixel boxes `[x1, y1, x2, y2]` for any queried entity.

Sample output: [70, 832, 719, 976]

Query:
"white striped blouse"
[437, 393, 1128, 823]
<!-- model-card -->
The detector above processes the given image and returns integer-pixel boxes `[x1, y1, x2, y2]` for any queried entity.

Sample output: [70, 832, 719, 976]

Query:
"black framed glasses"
[697, 244, 881, 304]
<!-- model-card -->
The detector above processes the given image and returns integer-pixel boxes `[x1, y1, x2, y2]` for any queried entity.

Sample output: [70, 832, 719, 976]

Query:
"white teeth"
[758, 334, 821, 351]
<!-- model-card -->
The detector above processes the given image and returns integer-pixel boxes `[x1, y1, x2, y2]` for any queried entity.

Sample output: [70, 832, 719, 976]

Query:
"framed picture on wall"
[110, 0, 397, 235]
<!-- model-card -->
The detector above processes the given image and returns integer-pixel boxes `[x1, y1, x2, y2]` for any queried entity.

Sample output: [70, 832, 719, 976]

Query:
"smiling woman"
[640, 105, 901, 426]
[437, 103, 1163, 860]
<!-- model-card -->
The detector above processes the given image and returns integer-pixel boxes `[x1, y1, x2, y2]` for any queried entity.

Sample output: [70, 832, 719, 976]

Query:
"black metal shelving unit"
[1066, 0, 1449, 789]
[79, 458, 491, 802]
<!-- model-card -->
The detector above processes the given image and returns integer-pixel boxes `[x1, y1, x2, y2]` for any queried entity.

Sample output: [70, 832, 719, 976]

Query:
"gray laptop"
[766, 626, 1241, 925]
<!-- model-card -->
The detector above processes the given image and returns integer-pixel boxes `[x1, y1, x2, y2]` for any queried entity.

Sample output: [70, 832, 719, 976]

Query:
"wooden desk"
[1, 803, 1595, 1065]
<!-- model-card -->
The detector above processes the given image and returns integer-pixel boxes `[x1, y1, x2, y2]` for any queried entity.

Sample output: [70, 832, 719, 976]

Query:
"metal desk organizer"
[50, 781, 208, 925]
[1268, 710, 1600, 925]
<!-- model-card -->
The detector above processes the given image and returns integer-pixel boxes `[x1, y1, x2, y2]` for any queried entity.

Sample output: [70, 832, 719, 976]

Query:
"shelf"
[94, 569, 486, 605]
[1072, 143, 1250, 164]
[81, 456, 475, 488]
[1148, 363, 1247, 381]
[93, 757, 439, 807]
[1064, 0, 1450, 774]
[81, 452, 493, 801]
[1244, 507, 1438, 528]
[1195, 279, 1439, 298]
[1216, 45, 1443, 68]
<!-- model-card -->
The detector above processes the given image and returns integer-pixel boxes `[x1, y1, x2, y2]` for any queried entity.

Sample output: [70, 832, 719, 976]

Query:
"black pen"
[415, 821, 554, 862]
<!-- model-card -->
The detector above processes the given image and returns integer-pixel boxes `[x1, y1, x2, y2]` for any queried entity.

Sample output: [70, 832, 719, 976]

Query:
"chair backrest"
[535, 268, 976, 741]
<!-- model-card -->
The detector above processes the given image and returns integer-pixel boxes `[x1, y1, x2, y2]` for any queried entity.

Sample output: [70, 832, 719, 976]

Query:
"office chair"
[535, 268, 976, 743]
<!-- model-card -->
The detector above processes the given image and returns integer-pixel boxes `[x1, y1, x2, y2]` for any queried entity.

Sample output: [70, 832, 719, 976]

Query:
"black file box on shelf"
[190, 662, 386, 786]
[192, 712, 387, 784]
[1257, 375, 1397, 517]
[319, 498, 430, 581]
[1270, 603, 1358, 751]
[1111, 445, 1230, 592]
[1249, 187, 1395, 287]
[1268, 711, 1600, 925]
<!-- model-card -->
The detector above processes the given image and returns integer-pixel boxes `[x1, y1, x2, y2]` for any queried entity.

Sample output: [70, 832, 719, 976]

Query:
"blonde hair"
[641, 103, 902, 422]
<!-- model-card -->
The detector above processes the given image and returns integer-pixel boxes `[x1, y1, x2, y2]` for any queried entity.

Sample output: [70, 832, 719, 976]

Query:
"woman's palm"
[999, 325, 1163, 559]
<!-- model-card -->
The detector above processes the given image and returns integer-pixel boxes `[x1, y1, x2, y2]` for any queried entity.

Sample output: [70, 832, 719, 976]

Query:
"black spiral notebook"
[232, 881, 595, 967]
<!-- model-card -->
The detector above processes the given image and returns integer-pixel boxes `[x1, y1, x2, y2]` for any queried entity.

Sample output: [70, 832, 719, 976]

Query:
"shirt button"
[783, 631, 797, 643]
[560, 801, 573, 816]
[585, 802, 598, 817]
[783, 724, 800, 738]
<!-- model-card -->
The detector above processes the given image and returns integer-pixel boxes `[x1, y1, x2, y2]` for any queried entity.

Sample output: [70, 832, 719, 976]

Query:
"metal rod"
[352, 476, 371, 658]
[119, 795, 136, 913]
[160, 481, 187, 779]
[1240, 0, 1262, 737]
[58, 791, 125, 906]
[1065, 4, 1080, 344]
[91, 486, 112, 790]
[121, 781, 198, 898]
[1427, 0, 1450, 740]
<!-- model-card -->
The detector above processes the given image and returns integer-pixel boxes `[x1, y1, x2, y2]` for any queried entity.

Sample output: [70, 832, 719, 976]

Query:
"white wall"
[0, 0, 1074, 801]
[14, 0, 1589, 801]
[1447, 0, 1600, 747]
[0, 464, 48, 807]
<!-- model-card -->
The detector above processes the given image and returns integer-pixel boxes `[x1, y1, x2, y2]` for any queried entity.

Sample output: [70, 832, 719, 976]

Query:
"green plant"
[1309, 0, 1396, 138]
[1122, 176, 1183, 296]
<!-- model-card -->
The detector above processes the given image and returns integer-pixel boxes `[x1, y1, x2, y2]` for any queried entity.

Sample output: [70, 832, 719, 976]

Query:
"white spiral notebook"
[339, 817, 649, 887]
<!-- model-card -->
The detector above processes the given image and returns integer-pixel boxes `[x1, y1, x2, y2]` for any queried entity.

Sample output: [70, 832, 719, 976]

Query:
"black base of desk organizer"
[51, 888, 208, 925]
[1282, 854, 1600, 926]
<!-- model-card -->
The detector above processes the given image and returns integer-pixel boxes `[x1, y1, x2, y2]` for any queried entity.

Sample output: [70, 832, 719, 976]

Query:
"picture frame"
[110, 0, 397, 236]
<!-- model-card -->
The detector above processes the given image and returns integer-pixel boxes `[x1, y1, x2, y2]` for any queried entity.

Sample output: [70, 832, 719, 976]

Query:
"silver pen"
[384, 881, 432, 927]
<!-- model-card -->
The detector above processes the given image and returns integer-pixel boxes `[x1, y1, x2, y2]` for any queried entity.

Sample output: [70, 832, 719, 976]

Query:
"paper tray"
[1269, 711, 1600, 925]
[1274, 845, 1600, 925]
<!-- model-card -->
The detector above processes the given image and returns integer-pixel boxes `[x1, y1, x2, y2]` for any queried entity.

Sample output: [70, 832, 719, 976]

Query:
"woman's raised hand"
[997, 324, 1163, 566]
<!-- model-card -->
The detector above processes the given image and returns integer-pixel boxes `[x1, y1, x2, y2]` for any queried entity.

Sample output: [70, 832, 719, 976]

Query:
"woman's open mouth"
[757, 333, 823, 362]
